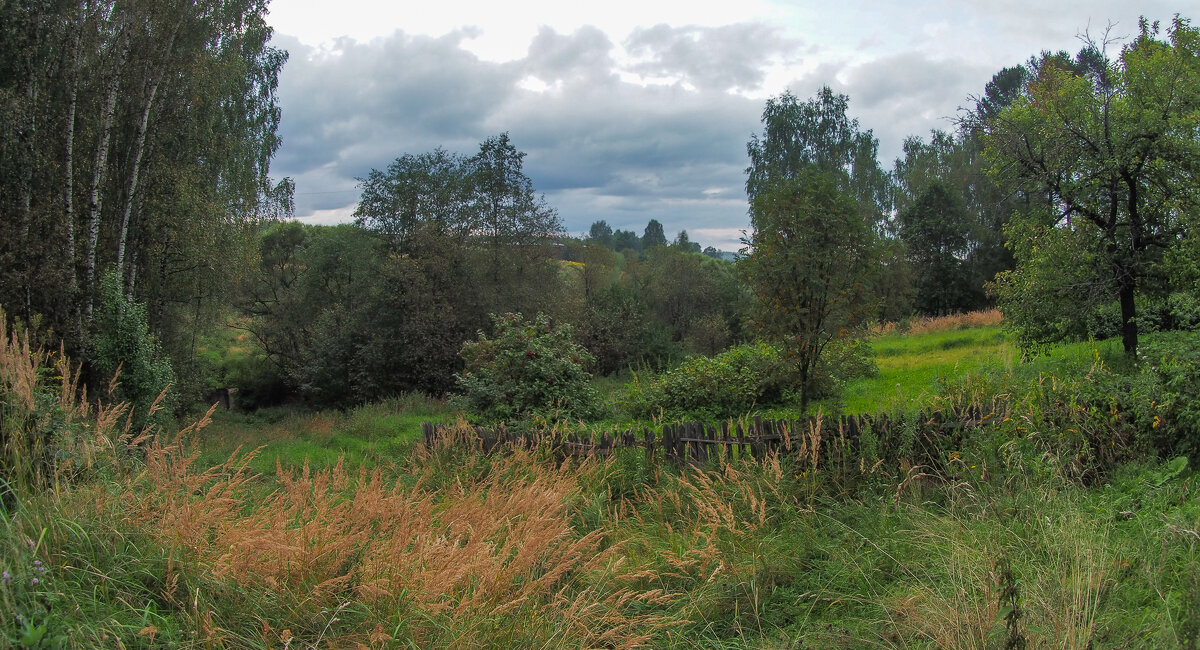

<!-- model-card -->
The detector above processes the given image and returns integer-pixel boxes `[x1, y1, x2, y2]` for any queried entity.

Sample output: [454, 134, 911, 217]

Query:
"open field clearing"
[6, 316, 1199, 647]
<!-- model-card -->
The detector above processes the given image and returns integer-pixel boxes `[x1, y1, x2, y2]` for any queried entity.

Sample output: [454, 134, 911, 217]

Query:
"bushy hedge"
[623, 342, 787, 421]
[623, 339, 878, 421]
[457, 313, 597, 423]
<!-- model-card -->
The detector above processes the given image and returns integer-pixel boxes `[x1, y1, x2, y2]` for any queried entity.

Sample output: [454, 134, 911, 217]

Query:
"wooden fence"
[421, 405, 999, 468]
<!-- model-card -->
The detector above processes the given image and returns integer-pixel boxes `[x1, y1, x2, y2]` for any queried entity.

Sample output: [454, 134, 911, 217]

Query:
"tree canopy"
[742, 170, 879, 411]
[984, 17, 1200, 355]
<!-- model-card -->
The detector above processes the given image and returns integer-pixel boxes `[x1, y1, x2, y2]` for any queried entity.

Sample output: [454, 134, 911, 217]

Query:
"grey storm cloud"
[520, 25, 617, 84]
[273, 25, 771, 239]
[836, 52, 994, 162]
[269, 21, 1009, 245]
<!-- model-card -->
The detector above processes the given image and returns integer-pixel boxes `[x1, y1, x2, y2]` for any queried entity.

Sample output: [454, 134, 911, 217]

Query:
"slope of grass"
[840, 315, 1131, 415]
[840, 324, 1016, 413]
[6, 310, 1198, 648]
[195, 393, 456, 474]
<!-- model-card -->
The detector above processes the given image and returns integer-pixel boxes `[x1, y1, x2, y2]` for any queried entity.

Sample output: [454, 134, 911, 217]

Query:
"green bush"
[1139, 331, 1200, 460]
[623, 342, 788, 420]
[623, 339, 878, 421]
[91, 271, 176, 431]
[457, 312, 597, 423]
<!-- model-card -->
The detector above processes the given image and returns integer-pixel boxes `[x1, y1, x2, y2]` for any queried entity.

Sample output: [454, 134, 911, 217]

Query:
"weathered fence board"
[422, 406, 1003, 470]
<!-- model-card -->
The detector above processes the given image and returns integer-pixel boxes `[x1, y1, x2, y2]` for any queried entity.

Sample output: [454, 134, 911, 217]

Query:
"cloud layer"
[270, 2, 1180, 249]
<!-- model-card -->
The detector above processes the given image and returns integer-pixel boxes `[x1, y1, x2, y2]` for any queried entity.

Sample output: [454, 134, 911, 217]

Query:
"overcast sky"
[265, 0, 1179, 250]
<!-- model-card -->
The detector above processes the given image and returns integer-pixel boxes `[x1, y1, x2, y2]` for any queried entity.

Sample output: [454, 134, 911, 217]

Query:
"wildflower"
[31, 578, 39, 585]
[1, 570, 9, 584]
[32, 560, 40, 567]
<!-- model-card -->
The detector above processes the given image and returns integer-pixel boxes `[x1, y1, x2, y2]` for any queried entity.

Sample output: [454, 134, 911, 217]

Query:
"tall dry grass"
[120, 418, 680, 647]
[0, 311, 105, 491]
[874, 309, 1004, 336]
[885, 503, 1115, 649]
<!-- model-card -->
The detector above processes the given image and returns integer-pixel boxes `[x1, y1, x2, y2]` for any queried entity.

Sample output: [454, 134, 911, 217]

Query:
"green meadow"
[5, 317, 1199, 648]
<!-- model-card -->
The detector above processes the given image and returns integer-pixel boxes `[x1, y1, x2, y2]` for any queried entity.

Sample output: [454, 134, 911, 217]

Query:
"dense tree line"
[3, 4, 1195, 416]
[236, 134, 755, 407]
[0, 0, 288, 402]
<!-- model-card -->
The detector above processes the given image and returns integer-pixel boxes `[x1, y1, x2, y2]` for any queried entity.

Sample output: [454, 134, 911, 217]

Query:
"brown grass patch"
[874, 309, 1004, 336]
[120, 420, 680, 647]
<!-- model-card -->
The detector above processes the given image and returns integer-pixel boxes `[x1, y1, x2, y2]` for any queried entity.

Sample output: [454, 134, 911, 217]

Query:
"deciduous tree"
[984, 17, 1200, 356]
[742, 170, 879, 411]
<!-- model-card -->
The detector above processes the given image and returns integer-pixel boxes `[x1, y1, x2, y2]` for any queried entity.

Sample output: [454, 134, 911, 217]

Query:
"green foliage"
[244, 136, 574, 408]
[641, 219, 667, 249]
[1138, 332, 1200, 460]
[587, 220, 614, 247]
[621, 337, 875, 421]
[990, 215, 1115, 353]
[242, 221, 568, 406]
[899, 180, 976, 315]
[745, 87, 891, 229]
[892, 129, 1015, 316]
[623, 342, 789, 420]
[576, 284, 659, 375]
[0, 0, 285, 374]
[742, 169, 881, 411]
[457, 313, 597, 423]
[984, 18, 1200, 356]
[611, 229, 642, 253]
[91, 271, 175, 431]
[642, 247, 746, 354]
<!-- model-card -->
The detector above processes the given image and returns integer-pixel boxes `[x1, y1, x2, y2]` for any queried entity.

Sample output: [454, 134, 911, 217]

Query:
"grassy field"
[195, 393, 456, 475]
[840, 324, 1015, 413]
[4, 315, 1198, 648]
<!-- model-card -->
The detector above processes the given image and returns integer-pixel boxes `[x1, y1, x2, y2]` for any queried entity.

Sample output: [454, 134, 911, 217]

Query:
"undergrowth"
[4, 309, 1199, 647]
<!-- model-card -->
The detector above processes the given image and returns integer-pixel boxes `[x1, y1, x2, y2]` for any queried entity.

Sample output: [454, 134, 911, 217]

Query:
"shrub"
[457, 313, 596, 422]
[0, 313, 86, 498]
[623, 342, 788, 420]
[1139, 331, 1200, 460]
[91, 271, 176, 431]
[624, 339, 878, 421]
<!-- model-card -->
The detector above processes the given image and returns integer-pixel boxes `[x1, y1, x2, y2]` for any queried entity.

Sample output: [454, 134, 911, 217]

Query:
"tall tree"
[899, 180, 974, 315]
[742, 170, 879, 412]
[984, 17, 1200, 356]
[588, 220, 614, 247]
[470, 132, 561, 250]
[746, 87, 892, 231]
[354, 148, 475, 251]
[642, 219, 667, 248]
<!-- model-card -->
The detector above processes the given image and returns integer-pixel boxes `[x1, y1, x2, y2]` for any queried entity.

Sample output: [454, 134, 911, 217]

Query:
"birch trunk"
[82, 30, 127, 321]
[116, 22, 178, 288]
[63, 11, 83, 326]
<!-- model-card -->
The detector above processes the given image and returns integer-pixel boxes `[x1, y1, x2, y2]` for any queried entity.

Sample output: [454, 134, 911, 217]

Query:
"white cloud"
[265, 0, 1190, 250]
